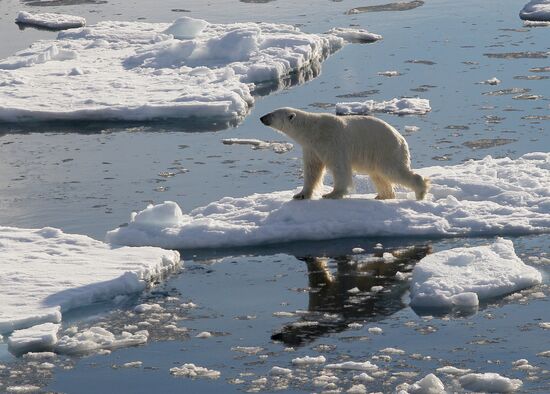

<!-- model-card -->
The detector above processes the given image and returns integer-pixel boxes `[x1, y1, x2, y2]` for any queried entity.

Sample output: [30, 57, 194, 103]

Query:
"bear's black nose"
[260, 114, 271, 126]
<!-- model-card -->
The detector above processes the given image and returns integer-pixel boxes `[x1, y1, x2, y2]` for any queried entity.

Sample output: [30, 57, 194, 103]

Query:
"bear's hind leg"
[371, 174, 396, 200]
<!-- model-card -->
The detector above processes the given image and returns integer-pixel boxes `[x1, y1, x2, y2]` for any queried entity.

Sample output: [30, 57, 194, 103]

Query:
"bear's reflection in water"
[271, 244, 432, 346]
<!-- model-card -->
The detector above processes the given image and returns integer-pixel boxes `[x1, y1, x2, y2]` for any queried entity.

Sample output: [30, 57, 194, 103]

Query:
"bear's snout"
[260, 113, 272, 126]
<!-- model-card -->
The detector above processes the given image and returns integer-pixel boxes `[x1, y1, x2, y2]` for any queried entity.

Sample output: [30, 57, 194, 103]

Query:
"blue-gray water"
[0, 0, 549, 392]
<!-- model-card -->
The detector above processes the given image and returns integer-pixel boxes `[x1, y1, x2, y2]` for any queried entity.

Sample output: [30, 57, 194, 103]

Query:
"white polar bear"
[260, 107, 429, 200]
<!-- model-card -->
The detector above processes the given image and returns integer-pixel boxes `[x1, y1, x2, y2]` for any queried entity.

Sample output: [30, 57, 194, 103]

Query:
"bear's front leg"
[294, 148, 325, 200]
[322, 160, 352, 199]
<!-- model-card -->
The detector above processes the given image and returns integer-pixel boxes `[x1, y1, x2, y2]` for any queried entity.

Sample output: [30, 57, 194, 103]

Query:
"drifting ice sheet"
[336, 98, 431, 115]
[409, 238, 542, 309]
[15, 11, 86, 30]
[0, 17, 344, 123]
[520, 0, 550, 21]
[0, 226, 180, 334]
[107, 152, 550, 249]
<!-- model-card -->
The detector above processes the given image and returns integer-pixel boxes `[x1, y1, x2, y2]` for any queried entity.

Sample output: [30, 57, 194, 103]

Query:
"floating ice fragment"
[406, 373, 445, 394]
[195, 331, 212, 338]
[336, 98, 431, 115]
[410, 238, 542, 310]
[325, 27, 382, 43]
[459, 372, 522, 392]
[170, 363, 221, 379]
[134, 303, 163, 314]
[16, 11, 86, 30]
[436, 366, 472, 375]
[7, 323, 60, 355]
[352, 247, 365, 254]
[378, 70, 401, 77]
[270, 366, 292, 375]
[325, 361, 378, 371]
[222, 138, 293, 154]
[347, 384, 367, 394]
[481, 77, 501, 85]
[292, 355, 326, 365]
[55, 327, 149, 355]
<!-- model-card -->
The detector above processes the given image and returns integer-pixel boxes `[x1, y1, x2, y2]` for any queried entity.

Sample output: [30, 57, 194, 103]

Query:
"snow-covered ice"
[15, 11, 86, 30]
[325, 27, 382, 43]
[336, 98, 431, 115]
[459, 372, 522, 392]
[55, 326, 149, 355]
[0, 226, 180, 334]
[403, 373, 445, 394]
[410, 238, 542, 309]
[520, 0, 550, 21]
[222, 138, 293, 154]
[7, 323, 60, 355]
[107, 152, 550, 250]
[0, 17, 344, 123]
[291, 355, 326, 365]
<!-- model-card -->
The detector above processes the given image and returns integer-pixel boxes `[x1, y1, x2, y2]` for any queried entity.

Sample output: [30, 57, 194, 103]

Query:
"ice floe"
[410, 238, 542, 309]
[325, 27, 382, 43]
[459, 372, 522, 392]
[15, 11, 86, 30]
[107, 152, 550, 250]
[222, 138, 293, 154]
[55, 326, 149, 355]
[336, 98, 431, 115]
[0, 226, 180, 335]
[0, 17, 346, 123]
[7, 323, 60, 355]
[520, 0, 550, 21]
[325, 361, 379, 372]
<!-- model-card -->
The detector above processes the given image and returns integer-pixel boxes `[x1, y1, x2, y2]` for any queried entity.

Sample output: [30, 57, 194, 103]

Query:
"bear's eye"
[288, 113, 296, 121]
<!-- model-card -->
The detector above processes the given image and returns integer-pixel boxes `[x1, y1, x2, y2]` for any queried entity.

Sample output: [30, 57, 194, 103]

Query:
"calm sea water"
[0, 0, 548, 392]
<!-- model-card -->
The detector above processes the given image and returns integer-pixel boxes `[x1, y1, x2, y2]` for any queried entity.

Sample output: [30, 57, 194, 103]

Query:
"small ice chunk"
[181, 302, 197, 308]
[170, 363, 221, 379]
[459, 372, 522, 392]
[436, 366, 472, 375]
[195, 331, 212, 338]
[326, 27, 382, 43]
[481, 77, 501, 85]
[122, 361, 142, 368]
[348, 287, 361, 294]
[163, 17, 208, 39]
[404, 125, 420, 133]
[16, 11, 86, 30]
[348, 323, 363, 330]
[378, 70, 400, 77]
[352, 247, 365, 254]
[325, 361, 378, 371]
[407, 373, 445, 394]
[336, 98, 431, 116]
[132, 202, 184, 228]
[380, 347, 405, 355]
[539, 322, 550, 329]
[292, 355, 326, 365]
[368, 327, 383, 334]
[347, 384, 367, 394]
[23, 351, 57, 360]
[231, 346, 263, 355]
[222, 138, 293, 154]
[270, 366, 292, 376]
[7, 323, 60, 354]
[353, 372, 375, 382]
[134, 303, 163, 314]
[55, 327, 148, 355]
[6, 385, 42, 393]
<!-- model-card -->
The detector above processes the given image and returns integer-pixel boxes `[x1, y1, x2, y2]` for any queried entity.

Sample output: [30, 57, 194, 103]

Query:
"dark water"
[0, 0, 549, 392]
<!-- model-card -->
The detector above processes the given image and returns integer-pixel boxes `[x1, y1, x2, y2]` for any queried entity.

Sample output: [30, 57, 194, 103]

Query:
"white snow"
[291, 355, 326, 365]
[170, 363, 221, 379]
[15, 11, 86, 30]
[325, 361, 379, 372]
[222, 138, 293, 154]
[520, 0, 550, 21]
[410, 238, 542, 309]
[336, 98, 431, 115]
[106, 153, 550, 250]
[459, 372, 522, 392]
[7, 323, 60, 355]
[0, 17, 344, 123]
[0, 226, 180, 335]
[55, 326, 149, 355]
[325, 27, 382, 43]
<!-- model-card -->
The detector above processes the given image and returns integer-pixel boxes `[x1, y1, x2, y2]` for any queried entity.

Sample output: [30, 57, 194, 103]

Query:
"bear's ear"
[288, 113, 296, 121]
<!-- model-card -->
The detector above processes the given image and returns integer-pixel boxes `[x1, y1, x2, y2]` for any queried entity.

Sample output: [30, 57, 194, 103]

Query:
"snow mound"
[410, 238, 541, 309]
[325, 27, 382, 43]
[0, 18, 344, 123]
[0, 226, 180, 334]
[15, 11, 86, 30]
[7, 323, 60, 355]
[336, 98, 431, 116]
[459, 372, 522, 392]
[106, 153, 550, 250]
[55, 326, 148, 355]
[520, 0, 550, 21]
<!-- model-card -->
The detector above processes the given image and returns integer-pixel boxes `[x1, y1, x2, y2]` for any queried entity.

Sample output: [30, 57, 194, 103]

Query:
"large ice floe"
[409, 238, 542, 310]
[0, 226, 180, 338]
[335, 98, 431, 116]
[0, 16, 348, 124]
[107, 152, 550, 249]
[15, 11, 86, 30]
[520, 0, 550, 21]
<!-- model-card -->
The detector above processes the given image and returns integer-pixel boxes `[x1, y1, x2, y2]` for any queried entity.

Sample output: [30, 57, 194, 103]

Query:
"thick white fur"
[261, 107, 430, 200]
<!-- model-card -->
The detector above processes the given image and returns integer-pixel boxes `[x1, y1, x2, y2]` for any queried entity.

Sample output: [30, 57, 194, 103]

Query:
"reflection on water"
[271, 244, 431, 346]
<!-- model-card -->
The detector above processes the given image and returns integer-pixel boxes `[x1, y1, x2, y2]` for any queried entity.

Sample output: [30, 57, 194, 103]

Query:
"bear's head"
[260, 107, 299, 137]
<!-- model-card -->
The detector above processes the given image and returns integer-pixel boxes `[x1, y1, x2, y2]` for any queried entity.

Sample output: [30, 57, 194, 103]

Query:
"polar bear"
[260, 107, 429, 200]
